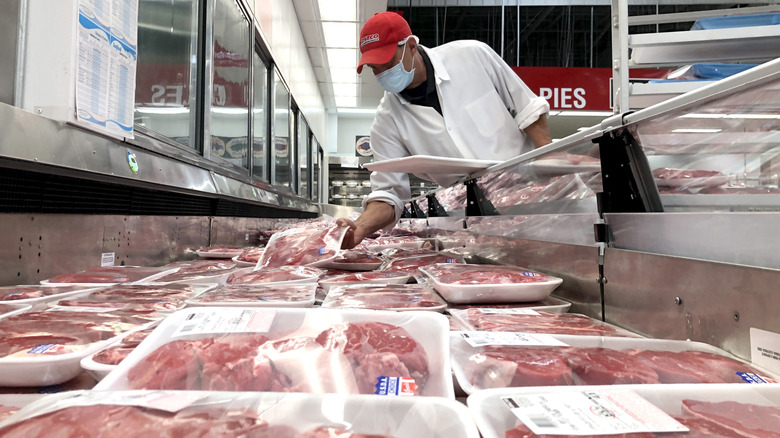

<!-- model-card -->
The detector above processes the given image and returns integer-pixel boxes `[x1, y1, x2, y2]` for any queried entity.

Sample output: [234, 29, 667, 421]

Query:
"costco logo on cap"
[360, 33, 380, 47]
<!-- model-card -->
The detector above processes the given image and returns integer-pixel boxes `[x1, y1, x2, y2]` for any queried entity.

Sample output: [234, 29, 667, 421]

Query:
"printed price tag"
[174, 308, 276, 337]
[101, 252, 116, 267]
[459, 331, 569, 348]
[28, 344, 67, 354]
[750, 327, 780, 377]
[475, 308, 541, 315]
[502, 389, 688, 436]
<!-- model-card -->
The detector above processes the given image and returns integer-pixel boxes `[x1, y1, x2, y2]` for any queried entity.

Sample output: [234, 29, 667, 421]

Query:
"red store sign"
[512, 66, 669, 111]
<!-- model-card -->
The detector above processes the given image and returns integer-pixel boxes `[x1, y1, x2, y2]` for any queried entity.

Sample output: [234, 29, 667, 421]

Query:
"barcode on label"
[180, 324, 194, 333]
[529, 415, 556, 429]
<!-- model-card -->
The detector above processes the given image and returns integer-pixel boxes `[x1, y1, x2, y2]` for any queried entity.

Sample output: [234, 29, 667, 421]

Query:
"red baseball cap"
[357, 12, 412, 73]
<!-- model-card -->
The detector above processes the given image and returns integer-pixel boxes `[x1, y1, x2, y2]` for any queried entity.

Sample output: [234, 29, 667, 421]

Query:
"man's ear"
[406, 36, 418, 55]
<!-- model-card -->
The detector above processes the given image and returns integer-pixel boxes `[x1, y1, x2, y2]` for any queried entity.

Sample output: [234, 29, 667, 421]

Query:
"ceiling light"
[338, 108, 377, 115]
[332, 83, 357, 97]
[327, 48, 357, 70]
[329, 67, 357, 83]
[671, 128, 722, 133]
[322, 22, 357, 49]
[318, 0, 356, 21]
[335, 95, 357, 107]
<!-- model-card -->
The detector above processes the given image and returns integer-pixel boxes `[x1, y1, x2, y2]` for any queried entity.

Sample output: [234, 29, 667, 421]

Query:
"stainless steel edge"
[318, 203, 363, 219]
[603, 247, 780, 361]
[606, 212, 780, 269]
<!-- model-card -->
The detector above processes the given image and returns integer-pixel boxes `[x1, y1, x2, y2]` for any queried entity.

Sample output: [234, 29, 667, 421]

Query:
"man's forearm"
[524, 114, 553, 148]
[355, 201, 396, 237]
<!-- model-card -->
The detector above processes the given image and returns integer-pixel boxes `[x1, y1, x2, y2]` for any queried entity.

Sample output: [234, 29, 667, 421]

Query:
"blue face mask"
[375, 42, 415, 94]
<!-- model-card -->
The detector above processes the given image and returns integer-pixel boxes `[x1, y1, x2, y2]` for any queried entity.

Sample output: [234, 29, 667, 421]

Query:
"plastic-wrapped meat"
[462, 310, 634, 337]
[197, 244, 246, 255]
[235, 247, 266, 263]
[258, 224, 348, 268]
[379, 254, 462, 274]
[630, 349, 763, 384]
[565, 347, 660, 385]
[653, 168, 724, 180]
[669, 416, 745, 438]
[53, 293, 185, 313]
[226, 266, 323, 285]
[505, 424, 653, 438]
[422, 264, 554, 285]
[0, 285, 92, 301]
[45, 266, 172, 284]
[157, 259, 238, 282]
[298, 426, 394, 438]
[315, 322, 429, 395]
[92, 327, 155, 365]
[88, 284, 199, 298]
[0, 404, 296, 438]
[381, 248, 440, 260]
[321, 271, 409, 284]
[322, 285, 446, 311]
[329, 251, 383, 265]
[467, 347, 574, 388]
[0, 405, 18, 422]
[191, 284, 315, 304]
[652, 168, 730, 189]
[681, 400, 780, 438]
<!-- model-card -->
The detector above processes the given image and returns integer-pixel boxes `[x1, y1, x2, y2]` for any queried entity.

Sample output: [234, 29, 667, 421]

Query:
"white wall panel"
[252, 0, 327, 146]
[337, 116, 374, 157]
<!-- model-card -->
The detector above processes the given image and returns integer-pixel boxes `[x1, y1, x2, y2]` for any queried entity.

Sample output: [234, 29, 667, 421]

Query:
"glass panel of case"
[273, 70, 293, 190]
[252, 50, 269, 181]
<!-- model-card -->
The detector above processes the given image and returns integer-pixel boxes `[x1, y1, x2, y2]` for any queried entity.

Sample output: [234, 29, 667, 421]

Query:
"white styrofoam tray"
[0, 285, 106, 312]
[451, 333, 778, 395]
[448, 309, 641, 338]
[322, 284, 448, 312]
[185, 283, 317, 308]
[447, 297, 572, 314]
[468, 384, 780, 438]
[96, 307, 454, 398]
[0, 303, 32, 321]
[0, 390, 479, 437]
[419, 264, 563, 304]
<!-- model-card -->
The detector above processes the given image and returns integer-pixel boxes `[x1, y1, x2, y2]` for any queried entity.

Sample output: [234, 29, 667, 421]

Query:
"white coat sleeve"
[473, 42, 550, 130]
[361, 104, 413, 231]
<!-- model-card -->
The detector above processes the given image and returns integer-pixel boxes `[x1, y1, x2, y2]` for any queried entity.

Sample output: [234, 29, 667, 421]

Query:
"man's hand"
[336, 201, 396, 249]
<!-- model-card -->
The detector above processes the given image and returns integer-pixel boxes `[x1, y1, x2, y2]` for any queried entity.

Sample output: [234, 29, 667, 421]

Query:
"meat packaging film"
[95, 307, 455, 399]
[450, 333, 779, 395]
[185, 283, 317, 308]
[467, 384, 780, 438]
[0, 390, 479, 438]
[0, 284, 107, 311]
[256, 224, 349, 268]
[318, 270, 412, 292]
[448, 309, 641, 337]
[419, 263, 564, 304]
[321, 284, 448, 312]
[42, 265, 181, 285]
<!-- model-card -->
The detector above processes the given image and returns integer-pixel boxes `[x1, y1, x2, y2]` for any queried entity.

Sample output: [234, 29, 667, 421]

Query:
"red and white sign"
[512, 67, 670, 111]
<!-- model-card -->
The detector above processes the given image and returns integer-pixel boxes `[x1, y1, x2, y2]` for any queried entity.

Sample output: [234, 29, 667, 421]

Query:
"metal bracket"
[425, 192, 448, 217]
[594, 221, 610, 244]
[409, 200, 426, 218]
[400, 205, 411, 219]
[465, 178, 498, 216]
[593, 129, 663, 214]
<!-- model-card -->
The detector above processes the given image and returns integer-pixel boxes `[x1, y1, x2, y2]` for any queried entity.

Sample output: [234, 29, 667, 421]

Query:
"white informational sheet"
[76, 0, 138, 139]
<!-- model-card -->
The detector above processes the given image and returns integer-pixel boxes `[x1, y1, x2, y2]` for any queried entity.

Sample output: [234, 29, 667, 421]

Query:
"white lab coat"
[363, 40, 550, 228]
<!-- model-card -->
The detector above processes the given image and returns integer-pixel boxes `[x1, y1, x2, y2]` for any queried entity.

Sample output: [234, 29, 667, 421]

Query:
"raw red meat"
[259, 225, 347, 268]
[198, 244, 246, 255]
[46, 266, 171, 284]
[0, 404, 17, 422]
[299, 426, 393, 438]
[423, 264, 553, 285]
[0, 404, 297, 438]
[192, 284, 314, 304]
[631, 349, 762, 384]
[463, 310, 632, 337]
[669, 416, 746, 438]
[653, 168, 724, 180]
[323, 285, 445, 311]
[505, 424, 653, 438]
[681, 400, 780, 438]
[0, 285, 89, 301]
[380, 248, 439, 260]
[565, 347, 660, 385]
[315, 322, 429, 395]
[235, 247, 266, 263]
[92, 345, 136, 365]
[320, 270, 409, 284]
[226, 266, 323, 285]
[331, 251, 383, 264]
[127, 339, 206, 389]
[469, 347, 574, 388]
[380, 254, 462, 274]
[158, 259, 239, 282]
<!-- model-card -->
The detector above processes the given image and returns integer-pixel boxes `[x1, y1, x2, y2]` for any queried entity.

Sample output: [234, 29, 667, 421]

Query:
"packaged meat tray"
[0, 284, 104, 311]
[419, 264, 563, 304]
[447, 297, 572, 314]
[322, 284, 448, 312]
[449, 309, 640, 337]
[47, 283, 214, 313]
[366, 235, 428, 251]
[320, 250, 385, 271]
[232, 247, 265, 267]
[652, 167, 731, 189]
[155, 259, 239, 284]
[81, 326, 157, 380]
[43, 266, 179, 285]
[379, 253, 464, 275]
[224, 266, 323, 286]
[451, 333, 777, 395]
[0, 303, 31, 321]
[257, 224, 348, 268]
[0, 390, 479, 438]
[185, 284, 316, 308]
[96, 307, 454, 398]
[0, 308, 159, 386]
[319, 270, 412, 292]
[467, 384, 780, 438]
[195, 244, 248, 259]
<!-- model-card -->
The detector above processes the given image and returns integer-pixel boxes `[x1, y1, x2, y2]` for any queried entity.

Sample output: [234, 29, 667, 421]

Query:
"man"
[337, 11, 552, 248]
